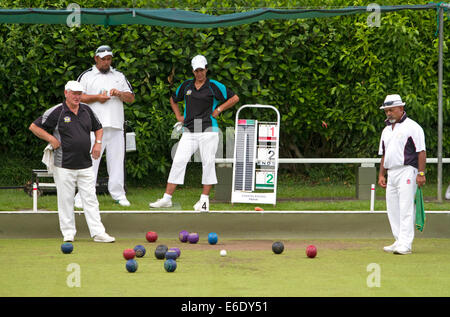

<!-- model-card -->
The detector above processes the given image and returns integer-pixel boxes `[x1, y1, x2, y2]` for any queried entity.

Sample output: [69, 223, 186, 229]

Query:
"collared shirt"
[378, 112, 426, 169]
[33, 102, 102, 169]
[172, 78, 235, 132]
[77, 65, 133, 130]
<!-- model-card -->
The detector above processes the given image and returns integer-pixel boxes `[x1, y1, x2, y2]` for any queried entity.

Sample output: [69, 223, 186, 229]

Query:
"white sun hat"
[380, 94, 406, 109]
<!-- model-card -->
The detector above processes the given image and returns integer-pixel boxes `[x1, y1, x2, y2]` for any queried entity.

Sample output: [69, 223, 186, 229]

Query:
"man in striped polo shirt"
[149, 55, 239, 211]
[29, 81, 115, 243]
[378, 94, 426, 255]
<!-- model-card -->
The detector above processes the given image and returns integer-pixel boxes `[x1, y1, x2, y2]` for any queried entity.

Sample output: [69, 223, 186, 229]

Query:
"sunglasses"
[383, 100, 401, 106]
[96, 46, 112, 53]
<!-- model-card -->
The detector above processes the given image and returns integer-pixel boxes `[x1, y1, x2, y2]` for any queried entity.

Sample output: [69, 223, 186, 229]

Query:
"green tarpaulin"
[0, 4, 438, 28]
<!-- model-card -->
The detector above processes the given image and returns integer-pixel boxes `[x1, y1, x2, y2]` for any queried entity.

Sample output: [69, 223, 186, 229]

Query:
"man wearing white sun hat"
[378, 94, 426, 255]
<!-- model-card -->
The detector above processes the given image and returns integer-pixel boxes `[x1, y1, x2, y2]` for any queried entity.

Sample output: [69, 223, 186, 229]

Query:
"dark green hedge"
[0, 0, 448, 184]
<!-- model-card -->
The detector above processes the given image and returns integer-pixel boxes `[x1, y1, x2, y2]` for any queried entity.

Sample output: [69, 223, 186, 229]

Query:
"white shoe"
[64, 236, 74, 242]
[194, 199, 209, 212]
[74, 194, 82, 209]
[149, 198, 172, 208]
[116, 198, 131, 207]
[383, 242, 398, 253]
[93, 233, 115, 243]
[393, 245, 412, 255]
[445, 185, 450, 200]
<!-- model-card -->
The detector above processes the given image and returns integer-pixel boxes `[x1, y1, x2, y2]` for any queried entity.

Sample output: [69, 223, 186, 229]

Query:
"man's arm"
[212, 94, 239, 118]
[91, 128, 103, 160]
[378, 155, 387, 189]
[417, 150, 426, 187]
[110, 89, 135, 103]
[81, 92, 110, 104]
[170, 96, 184, 123]
[29, 123, 61, 149]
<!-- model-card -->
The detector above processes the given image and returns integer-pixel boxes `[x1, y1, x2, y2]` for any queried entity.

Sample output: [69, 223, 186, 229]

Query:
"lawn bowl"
[306, 245, 317, 258]
[169, 247, 181, 258]
[272, 242, 284, 254]
[146, 231, 158, 243]
[134, 245, 146, 258]
[188, 232, 199, 244]
[179, 230, 189, 243]
[126, 259, 138, 273]
[164, 259, 177, 272]
[165, 250, 178, 260]
[208, 232, 218, 245]
[123, 248, 136, 260]
[61, 243, 73, 254]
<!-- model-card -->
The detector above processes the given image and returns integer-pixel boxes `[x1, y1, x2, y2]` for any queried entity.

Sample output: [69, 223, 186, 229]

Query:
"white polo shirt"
[378, 113, 426, 170]
[77, 65, 133, 130]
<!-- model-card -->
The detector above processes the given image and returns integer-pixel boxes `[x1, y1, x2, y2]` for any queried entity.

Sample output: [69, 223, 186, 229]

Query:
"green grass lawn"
[1, 183, 449, 211]
[1, 238, 449, 297]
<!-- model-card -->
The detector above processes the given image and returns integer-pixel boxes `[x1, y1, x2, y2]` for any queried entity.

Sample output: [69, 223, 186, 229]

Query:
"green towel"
[415, 187, 426, 232]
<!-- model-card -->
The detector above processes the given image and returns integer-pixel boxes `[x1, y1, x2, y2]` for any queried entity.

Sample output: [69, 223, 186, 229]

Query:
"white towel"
[42, 144, 54, 173]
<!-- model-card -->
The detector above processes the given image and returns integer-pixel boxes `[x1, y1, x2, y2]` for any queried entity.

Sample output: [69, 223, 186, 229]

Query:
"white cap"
[191, 55, 208, 70]
[64, 80, 84, 93]
[95, 45, 113, 58]
[380, 94, 406, 109]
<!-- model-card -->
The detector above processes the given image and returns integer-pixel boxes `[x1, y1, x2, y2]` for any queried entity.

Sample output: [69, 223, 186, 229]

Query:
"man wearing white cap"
[149, 55, 239, 211]
[378, 94, 426, 255]
[75, 45, 135, 208]
[29, 81, 115, 242]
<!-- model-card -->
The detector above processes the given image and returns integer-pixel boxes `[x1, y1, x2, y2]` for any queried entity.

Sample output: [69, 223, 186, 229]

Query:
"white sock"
[200, 194, 209, 201]
[163, 193, 172, 200]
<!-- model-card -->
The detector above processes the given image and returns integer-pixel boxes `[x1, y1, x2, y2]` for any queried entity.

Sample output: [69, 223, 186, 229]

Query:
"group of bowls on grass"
[122, 230, 219, 273]
[60, 231, 317, 274]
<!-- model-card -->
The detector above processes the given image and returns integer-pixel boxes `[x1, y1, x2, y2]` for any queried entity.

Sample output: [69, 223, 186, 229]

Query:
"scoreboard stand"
[231, 104, 280, 206]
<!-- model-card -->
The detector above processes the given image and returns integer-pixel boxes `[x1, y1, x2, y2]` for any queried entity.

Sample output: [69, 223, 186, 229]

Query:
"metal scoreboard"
[231, 105, 280, 205]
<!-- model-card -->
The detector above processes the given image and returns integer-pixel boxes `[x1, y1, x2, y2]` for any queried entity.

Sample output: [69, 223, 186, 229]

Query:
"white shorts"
[168, 132, 219, 185]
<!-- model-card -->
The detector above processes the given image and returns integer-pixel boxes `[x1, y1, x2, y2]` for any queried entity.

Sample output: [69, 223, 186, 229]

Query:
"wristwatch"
[96, 140, 102, 144]
[418, 171, 425, 176]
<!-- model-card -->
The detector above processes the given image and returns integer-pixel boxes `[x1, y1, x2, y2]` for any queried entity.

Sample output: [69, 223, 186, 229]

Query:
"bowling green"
[0, 238, 449, 297]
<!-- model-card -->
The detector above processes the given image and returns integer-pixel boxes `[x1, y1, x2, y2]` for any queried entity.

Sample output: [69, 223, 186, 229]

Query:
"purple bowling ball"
[170, 247, 181, 258]
[179, 230, 189, 243]
[188, 232, 199, 244]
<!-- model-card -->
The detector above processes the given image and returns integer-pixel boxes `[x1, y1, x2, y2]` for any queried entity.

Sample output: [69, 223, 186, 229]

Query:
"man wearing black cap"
[378, 94, 426, 255]
[75, 45, 135, 208]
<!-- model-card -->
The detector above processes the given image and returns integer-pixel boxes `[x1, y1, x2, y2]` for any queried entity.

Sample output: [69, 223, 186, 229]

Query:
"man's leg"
[397, 167, 417, 251]
[77, 167, 107, 238]
[53, 167, 78, 240]
[74, 132, 105, 208]
[386, 169, 400, 243]
[104, 128, 127, 201]
[193, 132, 219, 211]
[150, 133, 197, 208]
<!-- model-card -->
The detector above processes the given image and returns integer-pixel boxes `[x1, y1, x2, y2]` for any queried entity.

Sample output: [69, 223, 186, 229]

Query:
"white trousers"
[168, 132, 219, 185]
[53, 166, 106, 238]
[386, 165, 417, 249]
[90, 127, 126, 201]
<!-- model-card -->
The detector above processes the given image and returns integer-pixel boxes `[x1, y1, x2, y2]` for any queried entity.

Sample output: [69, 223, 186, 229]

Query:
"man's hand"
[176, 114, 184, 123]
[91, 143, 102, 160]
[49, 136, 61, 150]
[416, 174, 426, 188]
[212, 107, 221, 118]
[97, 91, 110, 103]
[378, 175, 387, 189]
